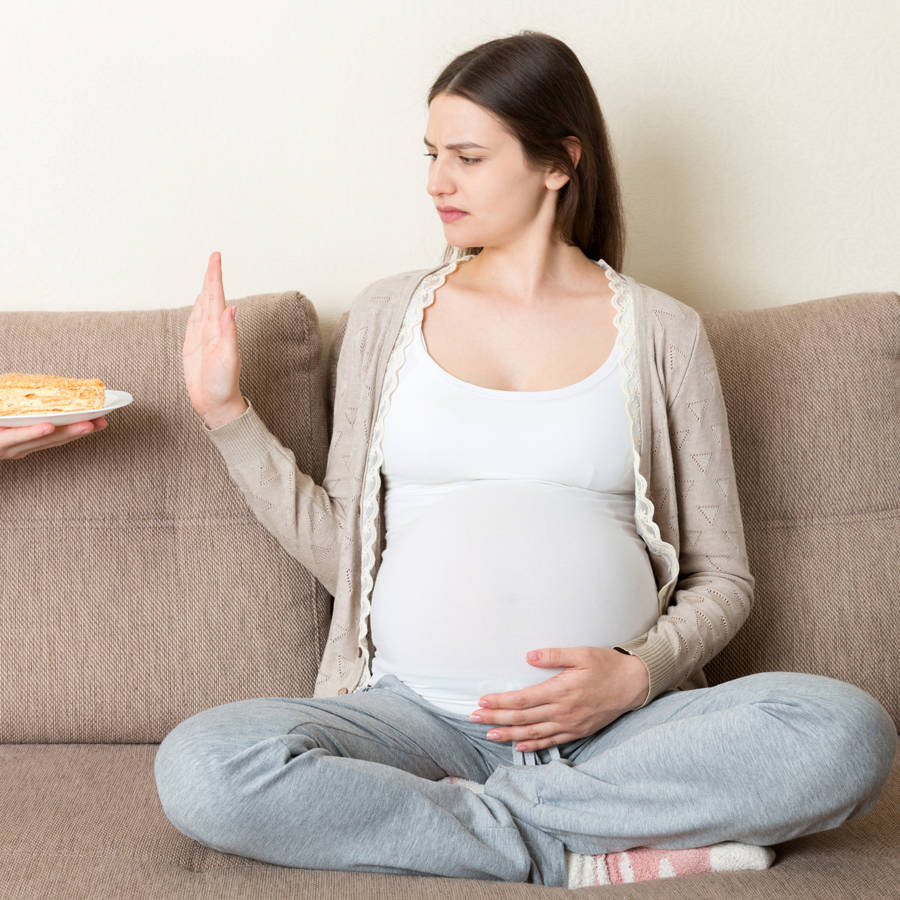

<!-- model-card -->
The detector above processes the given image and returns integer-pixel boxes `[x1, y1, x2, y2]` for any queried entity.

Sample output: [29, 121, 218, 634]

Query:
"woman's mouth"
[438, 208, 468, 223]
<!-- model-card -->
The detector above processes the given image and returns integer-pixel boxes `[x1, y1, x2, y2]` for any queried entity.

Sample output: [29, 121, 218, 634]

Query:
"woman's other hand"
[183, 251, 247, 429]
[469, 646, 651, 752]
[0, 416, 108, 461]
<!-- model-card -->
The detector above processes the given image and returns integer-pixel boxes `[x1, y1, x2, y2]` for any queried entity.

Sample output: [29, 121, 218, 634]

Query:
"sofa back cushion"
[0, 292, 333, 742]
[700, 291, 898, 727]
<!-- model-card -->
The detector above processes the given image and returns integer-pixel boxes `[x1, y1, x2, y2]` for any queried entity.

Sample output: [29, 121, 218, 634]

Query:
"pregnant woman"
[154, 30, 895, 889]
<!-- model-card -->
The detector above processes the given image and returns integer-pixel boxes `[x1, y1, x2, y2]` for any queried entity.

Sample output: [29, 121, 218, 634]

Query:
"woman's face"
[424, 92, 563, 249]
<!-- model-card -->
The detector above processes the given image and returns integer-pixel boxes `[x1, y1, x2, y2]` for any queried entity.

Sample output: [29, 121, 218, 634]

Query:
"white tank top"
[369, 319, 659, 715]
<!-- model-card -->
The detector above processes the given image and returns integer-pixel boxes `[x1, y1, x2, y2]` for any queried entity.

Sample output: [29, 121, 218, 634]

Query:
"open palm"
[182, 251, 243, 424]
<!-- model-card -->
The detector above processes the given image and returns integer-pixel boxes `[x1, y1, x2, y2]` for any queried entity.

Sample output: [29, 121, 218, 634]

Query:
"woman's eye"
[423, 152, 481, 165]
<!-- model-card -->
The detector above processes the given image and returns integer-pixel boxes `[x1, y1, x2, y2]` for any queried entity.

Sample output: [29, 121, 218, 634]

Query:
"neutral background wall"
[1, 0, 897, 353]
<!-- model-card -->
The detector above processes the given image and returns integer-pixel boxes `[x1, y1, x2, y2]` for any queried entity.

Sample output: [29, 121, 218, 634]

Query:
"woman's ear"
[545, 136, 581, 191]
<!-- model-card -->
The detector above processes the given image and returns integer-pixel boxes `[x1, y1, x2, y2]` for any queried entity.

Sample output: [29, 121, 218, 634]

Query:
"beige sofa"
[1, 283, 897, 898]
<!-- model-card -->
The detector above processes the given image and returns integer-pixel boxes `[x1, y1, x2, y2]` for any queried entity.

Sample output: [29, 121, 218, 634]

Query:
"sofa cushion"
[0, 292, 333, 742]
[700, 292, 899, 727]
[0, 741, 898, 897]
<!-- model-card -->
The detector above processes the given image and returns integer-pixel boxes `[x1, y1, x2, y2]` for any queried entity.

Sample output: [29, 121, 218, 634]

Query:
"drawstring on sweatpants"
[513, 743, 562, 766]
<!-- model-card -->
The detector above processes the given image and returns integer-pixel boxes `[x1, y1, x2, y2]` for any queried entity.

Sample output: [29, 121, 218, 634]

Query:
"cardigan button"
[357, 646, 362, 657]
[338, 688, 348, 695]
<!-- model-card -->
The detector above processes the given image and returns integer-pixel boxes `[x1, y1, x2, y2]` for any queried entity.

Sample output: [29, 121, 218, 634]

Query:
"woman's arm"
[189, 253, 363, 598]
[201, 296, 370, 598]
[617, 315, 756, 707]
[201, 395, 351, 597]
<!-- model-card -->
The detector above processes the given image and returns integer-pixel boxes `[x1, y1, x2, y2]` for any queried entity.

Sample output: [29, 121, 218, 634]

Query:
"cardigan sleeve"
[616, 314, 756, 707]
[200, 397, 350, 597]
[200, 302, 365, 599]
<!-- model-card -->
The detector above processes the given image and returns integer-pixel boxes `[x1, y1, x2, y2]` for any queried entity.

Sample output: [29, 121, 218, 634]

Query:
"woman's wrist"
[619, 651, 650, 710]
[203, 396, 249, 430]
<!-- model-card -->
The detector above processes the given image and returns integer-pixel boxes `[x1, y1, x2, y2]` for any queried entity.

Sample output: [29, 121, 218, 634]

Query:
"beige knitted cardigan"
[203, 254, 755, 707]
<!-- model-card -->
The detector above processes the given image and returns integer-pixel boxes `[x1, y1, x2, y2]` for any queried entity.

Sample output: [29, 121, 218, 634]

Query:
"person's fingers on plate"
[0, 422, 51, 456]
[71, 417, 105, 432]
[0, 415, 109, 458]
[53, 420, 95, 437]
[4, 421, 56, 439]
[0, 423, 77, 459]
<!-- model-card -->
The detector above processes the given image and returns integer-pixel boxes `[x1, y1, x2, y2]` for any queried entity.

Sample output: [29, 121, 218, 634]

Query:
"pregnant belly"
[370, 479, 660, 691]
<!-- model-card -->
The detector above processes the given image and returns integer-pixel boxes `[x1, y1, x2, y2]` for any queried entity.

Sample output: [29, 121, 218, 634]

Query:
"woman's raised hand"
[183, 251, 248, 429]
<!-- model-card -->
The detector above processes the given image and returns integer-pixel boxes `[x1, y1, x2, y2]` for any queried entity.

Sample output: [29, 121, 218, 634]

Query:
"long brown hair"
[427, 30, 625, 271]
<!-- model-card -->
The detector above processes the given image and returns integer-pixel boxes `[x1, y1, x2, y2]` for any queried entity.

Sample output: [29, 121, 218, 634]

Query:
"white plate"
[0, 389, 134, 427]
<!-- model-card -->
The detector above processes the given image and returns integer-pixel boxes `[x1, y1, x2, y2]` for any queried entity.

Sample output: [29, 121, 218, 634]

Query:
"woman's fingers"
[205, 251, 225, 318]
[187, 294, 201, 332]
[200, 256, 209, 319]
[200, 252, 213, 320]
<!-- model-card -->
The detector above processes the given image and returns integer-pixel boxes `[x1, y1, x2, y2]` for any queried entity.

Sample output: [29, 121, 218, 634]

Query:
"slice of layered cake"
[0, 373, 106, 416]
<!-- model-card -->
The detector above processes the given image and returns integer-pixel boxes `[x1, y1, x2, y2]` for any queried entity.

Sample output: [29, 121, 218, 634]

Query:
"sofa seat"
[1, 740, 898, 899]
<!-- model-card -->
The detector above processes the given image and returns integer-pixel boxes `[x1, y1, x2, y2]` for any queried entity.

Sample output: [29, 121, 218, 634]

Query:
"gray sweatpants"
[153, 670, 896, 886]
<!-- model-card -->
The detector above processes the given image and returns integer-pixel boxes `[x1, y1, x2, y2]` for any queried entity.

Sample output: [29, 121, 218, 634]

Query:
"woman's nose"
[427, 159, 454, 197]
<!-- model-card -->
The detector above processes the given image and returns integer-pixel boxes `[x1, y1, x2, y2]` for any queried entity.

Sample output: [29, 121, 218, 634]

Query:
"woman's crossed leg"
[153, 679, 565, 884]
[481, 670, 896, 856]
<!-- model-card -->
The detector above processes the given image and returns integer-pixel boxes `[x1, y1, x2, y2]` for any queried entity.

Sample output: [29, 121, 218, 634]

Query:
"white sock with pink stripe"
[565, 842, 776, 887]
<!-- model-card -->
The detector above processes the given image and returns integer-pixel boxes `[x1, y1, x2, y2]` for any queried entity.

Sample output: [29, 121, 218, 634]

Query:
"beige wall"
[1, 0, 897, 352]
